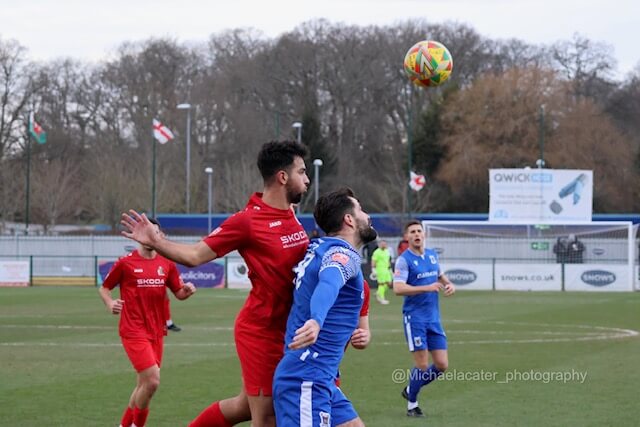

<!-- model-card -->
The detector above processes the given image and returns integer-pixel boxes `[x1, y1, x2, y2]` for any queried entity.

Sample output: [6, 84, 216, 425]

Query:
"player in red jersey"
[120, 140, 310, 427]
[99, 218, 196, 427]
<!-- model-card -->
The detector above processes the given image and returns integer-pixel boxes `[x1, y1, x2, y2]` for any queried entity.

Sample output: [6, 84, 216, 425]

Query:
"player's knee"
[144, 373, 161, 393]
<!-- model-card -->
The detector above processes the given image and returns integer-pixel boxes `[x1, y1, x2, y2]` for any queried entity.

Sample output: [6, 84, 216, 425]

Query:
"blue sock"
[422, 364, 443, 387]
[407, 364, 443, 402]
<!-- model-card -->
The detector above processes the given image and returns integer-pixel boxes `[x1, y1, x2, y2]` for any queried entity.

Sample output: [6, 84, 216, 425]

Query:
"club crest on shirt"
[157, 266, 165, 276]
[331, 252, 350, 265]
[319, 411, 330, 427]
[429, 255, 437, 264]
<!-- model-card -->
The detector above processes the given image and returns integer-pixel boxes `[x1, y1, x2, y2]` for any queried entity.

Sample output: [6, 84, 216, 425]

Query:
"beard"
[286, 183, 305, 205]
[356, 217, 378, 245]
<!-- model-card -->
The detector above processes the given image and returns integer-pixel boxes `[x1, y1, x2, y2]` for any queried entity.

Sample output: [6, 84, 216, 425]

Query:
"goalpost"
[422, 221, 639, 292]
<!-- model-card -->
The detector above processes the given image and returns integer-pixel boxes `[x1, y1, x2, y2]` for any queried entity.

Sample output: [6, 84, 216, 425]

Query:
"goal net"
[422, 221, 639, 292]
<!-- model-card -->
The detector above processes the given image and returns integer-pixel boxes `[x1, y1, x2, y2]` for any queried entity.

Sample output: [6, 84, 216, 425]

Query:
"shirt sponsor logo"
[445, 269, 477, 285]
[137, 278, 165, 286]
[269, 220, 282, 228]
[417, 271, 438, 279]
[331, 252, 350, 266]
[581, 270, 616, 286]
[280, 231, 308, 248]
[134, 268, 143, 273]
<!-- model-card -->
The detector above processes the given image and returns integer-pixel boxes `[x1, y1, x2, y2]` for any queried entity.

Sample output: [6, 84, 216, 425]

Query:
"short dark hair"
[314, 187, 356, 235]
[404, 219, 422, 233]
[257, 140, 308, 181]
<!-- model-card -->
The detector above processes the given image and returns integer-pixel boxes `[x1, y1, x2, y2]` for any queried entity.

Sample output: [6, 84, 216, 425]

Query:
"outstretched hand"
[120, 210, 158, 247]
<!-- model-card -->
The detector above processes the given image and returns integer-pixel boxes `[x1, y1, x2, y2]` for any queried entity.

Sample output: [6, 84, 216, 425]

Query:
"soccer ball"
[403, 40, 453, 87]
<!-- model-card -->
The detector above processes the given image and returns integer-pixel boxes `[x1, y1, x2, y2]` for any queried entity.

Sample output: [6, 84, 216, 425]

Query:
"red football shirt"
[360, 280, 370, 317]
[103, 250, 183, 339]
[204, 192, 309, 334]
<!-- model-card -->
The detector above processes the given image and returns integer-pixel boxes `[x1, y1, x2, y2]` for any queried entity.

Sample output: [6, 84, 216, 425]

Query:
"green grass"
[1, 287, 639, 426]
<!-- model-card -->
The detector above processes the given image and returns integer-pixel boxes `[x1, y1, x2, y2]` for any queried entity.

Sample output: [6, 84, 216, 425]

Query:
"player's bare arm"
[121, 210, 217, 267]
[289, 319, 320, 350]
[393, 280, 442, 296]
[174, 282, 197, 300]
[438, 274, 455, 296]
[350, 315, 370, 349]
[98, 286, 124, 315]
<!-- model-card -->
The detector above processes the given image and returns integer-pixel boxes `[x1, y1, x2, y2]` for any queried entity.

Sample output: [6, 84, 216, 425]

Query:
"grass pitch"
[1, 287, 639, 426]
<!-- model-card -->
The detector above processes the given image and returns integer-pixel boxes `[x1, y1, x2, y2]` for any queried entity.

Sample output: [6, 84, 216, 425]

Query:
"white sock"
[166, 320, 173, 326]
[408, 400, 419, 410]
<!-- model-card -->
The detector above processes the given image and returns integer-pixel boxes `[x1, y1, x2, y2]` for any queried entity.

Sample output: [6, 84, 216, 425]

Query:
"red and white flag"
[409, 171, 426, 191]
[152, 119, 174, 144]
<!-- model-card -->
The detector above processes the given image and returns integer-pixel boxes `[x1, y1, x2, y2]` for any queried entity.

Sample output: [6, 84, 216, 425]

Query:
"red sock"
[132, 407, 149, 427]
[189, 402, 232, 427]
[120, 406, 134, 427]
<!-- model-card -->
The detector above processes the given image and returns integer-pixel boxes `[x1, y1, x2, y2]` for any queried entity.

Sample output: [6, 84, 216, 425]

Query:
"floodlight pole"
[178, 103, 192, 213]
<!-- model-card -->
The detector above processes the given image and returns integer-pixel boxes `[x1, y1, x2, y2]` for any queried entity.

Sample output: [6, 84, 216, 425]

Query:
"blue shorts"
[273, 355, 358, 427]
[402, 315, 447, 352]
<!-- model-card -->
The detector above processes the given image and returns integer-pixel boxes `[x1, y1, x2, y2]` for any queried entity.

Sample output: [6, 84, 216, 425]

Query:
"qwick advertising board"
[564, 264, 631, 292]
[0, 261, 30, 287]
[489, 169, 593, 222]
[441, 263, 493, 290]
[495, 263, 562, 291]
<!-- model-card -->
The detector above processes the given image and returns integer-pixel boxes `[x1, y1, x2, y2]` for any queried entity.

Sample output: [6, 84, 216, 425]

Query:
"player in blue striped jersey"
[393, 220, 455, 418]
[273, 188, 377, 427]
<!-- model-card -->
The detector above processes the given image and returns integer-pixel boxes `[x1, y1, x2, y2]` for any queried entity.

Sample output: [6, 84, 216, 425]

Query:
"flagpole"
[25, 115, 31, 235]
[151, 122, 157, 218]
[407, 93, 413, 218]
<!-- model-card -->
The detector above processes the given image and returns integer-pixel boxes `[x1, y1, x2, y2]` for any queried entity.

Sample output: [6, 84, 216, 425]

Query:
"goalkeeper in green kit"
[372, 240, 393, 304]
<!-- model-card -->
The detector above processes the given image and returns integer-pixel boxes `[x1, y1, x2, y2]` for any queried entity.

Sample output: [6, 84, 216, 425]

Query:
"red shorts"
[122, 336, 164, 372]
[234, 320, 285, 396]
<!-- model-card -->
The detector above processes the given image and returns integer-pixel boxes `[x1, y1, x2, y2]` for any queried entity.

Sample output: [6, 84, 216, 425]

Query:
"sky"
[1, 0, 638, 78]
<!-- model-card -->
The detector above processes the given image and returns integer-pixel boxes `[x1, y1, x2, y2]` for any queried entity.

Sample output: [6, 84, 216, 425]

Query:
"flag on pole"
[29, 112, 47, 144]
[152, 119, 174, 144]
[409, 171, 426, 191]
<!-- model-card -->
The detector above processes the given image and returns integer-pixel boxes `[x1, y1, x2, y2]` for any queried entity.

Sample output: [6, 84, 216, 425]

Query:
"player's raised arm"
[121, 210, 217, 267]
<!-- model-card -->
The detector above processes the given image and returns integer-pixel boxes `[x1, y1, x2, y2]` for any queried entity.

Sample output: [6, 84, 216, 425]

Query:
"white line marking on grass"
[1, 321, 636, 347]
[0, 342, 235, 347]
